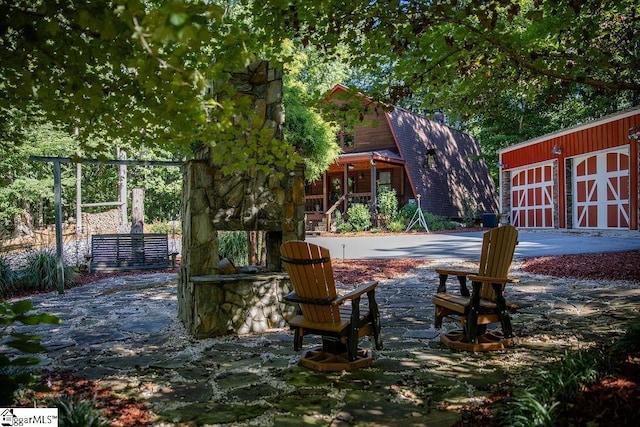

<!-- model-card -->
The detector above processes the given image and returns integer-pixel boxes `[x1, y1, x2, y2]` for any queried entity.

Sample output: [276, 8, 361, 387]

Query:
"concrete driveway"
[307, 229, 640, 261]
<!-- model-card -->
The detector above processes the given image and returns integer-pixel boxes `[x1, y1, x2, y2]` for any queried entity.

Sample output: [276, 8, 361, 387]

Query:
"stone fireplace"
[177, 61, 305, 338]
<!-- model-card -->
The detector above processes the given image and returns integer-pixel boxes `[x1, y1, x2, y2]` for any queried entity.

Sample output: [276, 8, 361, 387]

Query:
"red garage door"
[510, 163, 554, 228]
[573, 148, 629, 229]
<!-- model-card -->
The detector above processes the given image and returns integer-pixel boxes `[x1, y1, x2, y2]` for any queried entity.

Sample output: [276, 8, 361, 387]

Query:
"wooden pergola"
[29, 155, 182, 294]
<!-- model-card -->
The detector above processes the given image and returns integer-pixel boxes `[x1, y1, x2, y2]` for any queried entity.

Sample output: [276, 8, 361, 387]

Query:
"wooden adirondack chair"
[280, 240, 383, 371]
[432, 225, 519, 352]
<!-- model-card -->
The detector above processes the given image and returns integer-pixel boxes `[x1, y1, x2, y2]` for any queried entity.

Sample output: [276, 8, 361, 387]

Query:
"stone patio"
[11, 258, 640, 426]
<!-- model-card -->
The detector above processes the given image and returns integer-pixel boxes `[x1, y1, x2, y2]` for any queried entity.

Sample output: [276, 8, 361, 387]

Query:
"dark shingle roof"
[387, 107, 498, 218]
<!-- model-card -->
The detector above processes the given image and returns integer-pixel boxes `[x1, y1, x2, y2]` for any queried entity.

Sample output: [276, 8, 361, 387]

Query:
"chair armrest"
[335, 281, 378, 305]
[435, 268, 473, 277]
[284, 291, 334, 306]
[468, 275, 519, 285]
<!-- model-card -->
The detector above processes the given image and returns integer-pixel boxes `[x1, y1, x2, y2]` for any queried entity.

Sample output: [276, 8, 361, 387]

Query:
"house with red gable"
[305, 85, 498, 231]
[498, 107, 640, 230]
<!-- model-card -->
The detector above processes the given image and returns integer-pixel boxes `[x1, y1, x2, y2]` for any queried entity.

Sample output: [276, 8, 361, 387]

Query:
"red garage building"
[498, 107, 640, 231]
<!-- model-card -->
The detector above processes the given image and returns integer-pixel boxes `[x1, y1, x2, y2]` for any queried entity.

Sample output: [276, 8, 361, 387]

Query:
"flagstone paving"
[11, 259, 640, 426]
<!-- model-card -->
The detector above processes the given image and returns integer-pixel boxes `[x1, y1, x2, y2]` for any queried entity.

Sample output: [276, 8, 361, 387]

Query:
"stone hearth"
[189, 273, 293, 338]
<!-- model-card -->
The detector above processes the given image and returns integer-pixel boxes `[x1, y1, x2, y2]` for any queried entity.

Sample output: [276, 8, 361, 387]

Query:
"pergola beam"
[30, 156, 182, 167]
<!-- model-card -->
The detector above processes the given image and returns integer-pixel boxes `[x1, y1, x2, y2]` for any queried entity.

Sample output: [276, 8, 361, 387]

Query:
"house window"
[378, 171, 391, 193]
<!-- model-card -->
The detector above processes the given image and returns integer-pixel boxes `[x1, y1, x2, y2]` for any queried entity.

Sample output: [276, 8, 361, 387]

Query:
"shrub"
[0, 257, 16, 298]
[387, 220, 405, 233]
[499, 350, 601, 426]
[0, 299, 61, 405]
[18, 249, 77, 293]
[336, 222, 353, 233]
[378, 189, 399, 229]
[398, 203, 457, 232]
[346, 204, 372, 232]
[53, 396, 109, 427]
[398, 203, 427, 231]
[146, 220, 182, 235]
[424, 212, 458, 231]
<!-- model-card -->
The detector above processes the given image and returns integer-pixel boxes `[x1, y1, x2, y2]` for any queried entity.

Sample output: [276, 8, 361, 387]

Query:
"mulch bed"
[521, 250, 640, 282]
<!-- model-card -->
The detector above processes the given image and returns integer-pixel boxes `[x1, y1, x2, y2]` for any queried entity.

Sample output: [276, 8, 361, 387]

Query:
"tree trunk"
[131, 188, 144, 234]
[248, 230, 258, 265]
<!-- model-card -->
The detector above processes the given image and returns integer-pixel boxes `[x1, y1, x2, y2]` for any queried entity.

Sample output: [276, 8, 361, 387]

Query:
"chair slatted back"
[280, 241, 342, 324]
[477, 225, 519, 301]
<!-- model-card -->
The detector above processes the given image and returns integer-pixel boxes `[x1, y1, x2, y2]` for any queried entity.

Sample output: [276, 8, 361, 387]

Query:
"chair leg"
[293, 328, 303, 351]
[493, 283, 513, 338]
[467, 308, 479, 343]
[435, 307, 443, 328]
[347, 327, 359, 361]
[368, 290, 383, 350]
[500, 312, 513, 338]
[348, 297, 361, 361]
[476, 324, 487, 336]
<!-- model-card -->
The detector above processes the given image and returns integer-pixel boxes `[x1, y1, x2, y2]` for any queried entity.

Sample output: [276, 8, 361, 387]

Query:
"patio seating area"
[12, 256, 640, 426]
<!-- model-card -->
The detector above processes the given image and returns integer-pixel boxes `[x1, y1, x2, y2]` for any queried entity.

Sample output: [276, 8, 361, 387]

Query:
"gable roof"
[327, 85, 498, 218]
[387, 107, 498, 218]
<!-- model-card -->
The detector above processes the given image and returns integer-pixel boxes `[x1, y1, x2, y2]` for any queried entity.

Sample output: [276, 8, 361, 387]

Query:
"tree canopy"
[250, 0, 639, 111]
[249, 0, 639, 179]
[2, 0, 639, 211]
[1, 0, 300, 177]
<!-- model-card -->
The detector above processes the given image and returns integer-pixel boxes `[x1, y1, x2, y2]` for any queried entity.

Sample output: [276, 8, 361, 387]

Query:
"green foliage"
[284, 83, 340, 182]
[386, 220, 405, 233]
[218, 231, 248, 266]
[53, 396, 109, 427]
[377, 189, 399, 229]
[251, 0, 639, 183]
[500, 351, 601, 427]
[336, 222, 353, 233]
[146, 221, 182, 235]
[346, 204, 371, 232]
[424, 212, 457, 231]
[0, 299, 61, 405]
[398, 203, 456, 232]
[332, 210, 351, 233]
[1, 1, 302, 183]
[0, 117, 77, 230]
[281, 42, 345, 182]
[0, 257, 17, 298]
[609, 320, 640, 357]
[18, 249, 77, 293]
[398, 203, 427, 231]
[257, 0, 639, 110]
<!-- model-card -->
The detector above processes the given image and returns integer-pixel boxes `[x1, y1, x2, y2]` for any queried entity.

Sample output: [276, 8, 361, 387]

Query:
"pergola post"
[53, 160, 65, 294]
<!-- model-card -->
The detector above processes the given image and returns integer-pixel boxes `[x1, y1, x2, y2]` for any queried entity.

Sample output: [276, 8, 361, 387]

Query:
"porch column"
[322, 172, 328, 213]
[343, 164, 349, 213]
[370, 157, 377, 214]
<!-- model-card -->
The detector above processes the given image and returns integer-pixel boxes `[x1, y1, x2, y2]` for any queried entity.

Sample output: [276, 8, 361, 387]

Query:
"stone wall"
[82, 209, 121, 233]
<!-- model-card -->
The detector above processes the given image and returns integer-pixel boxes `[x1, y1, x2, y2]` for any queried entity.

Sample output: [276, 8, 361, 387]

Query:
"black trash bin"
[482, 213, 498, 228]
